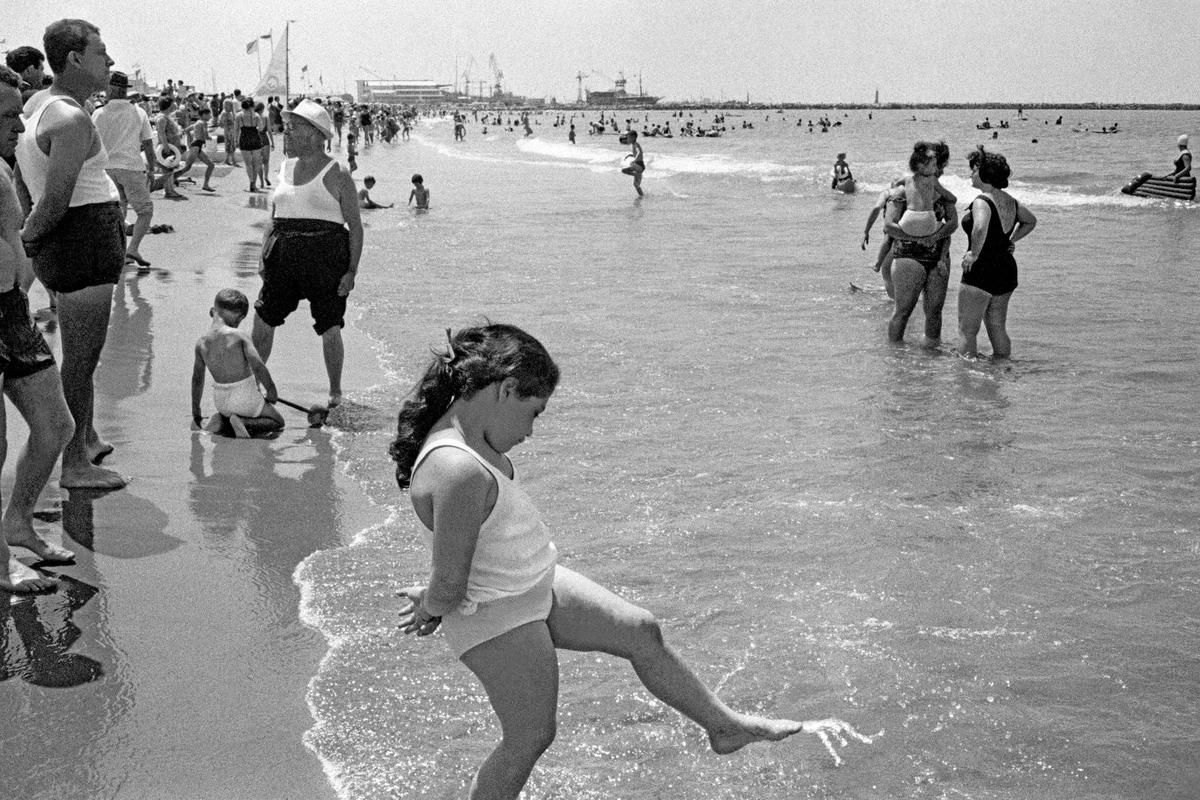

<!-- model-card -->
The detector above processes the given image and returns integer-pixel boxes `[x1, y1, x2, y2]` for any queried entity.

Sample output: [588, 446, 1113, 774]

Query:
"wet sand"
[0, 161, 386, 799]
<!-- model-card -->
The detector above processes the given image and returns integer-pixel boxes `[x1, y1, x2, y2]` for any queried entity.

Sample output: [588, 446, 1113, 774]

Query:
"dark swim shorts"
[28, 201, 125, 293]
[0, 286, 55, 379]
[255, 218, 351, 335]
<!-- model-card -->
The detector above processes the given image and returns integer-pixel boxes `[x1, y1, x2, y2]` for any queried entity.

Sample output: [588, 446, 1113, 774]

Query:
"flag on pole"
[246, 39, 258, 55]
[260, 32, 272, 39]
[252, 25, 288, 96]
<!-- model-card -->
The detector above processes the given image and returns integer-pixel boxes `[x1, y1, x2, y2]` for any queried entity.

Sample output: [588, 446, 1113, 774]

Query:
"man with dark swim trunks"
[15, 19, 128, 492]
[0, 65, 78, 592]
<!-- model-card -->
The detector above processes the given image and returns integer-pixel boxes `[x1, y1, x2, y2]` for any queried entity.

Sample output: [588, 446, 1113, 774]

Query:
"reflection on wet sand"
[188, 429, 343, 626]
[0, 574, 103, 687]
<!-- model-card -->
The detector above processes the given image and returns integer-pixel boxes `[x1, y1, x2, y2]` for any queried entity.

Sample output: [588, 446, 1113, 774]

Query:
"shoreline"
[1, 157, 388, 799]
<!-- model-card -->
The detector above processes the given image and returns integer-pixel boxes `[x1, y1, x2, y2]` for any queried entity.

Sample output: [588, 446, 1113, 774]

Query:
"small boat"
[1121, 172, 1196, 201]
[833, 177, 856, 194]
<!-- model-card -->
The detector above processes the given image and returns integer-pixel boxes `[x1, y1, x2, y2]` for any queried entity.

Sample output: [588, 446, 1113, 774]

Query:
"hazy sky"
[5, 1, 1195, 103]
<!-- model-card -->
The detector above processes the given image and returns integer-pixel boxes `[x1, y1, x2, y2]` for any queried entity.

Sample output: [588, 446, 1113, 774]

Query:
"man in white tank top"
[15, 19, 128, 491]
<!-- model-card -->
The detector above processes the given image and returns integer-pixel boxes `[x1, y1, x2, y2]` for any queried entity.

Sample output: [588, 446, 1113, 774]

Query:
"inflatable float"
[833, 177, 856, 194]
[1121, 172, 1196, 201]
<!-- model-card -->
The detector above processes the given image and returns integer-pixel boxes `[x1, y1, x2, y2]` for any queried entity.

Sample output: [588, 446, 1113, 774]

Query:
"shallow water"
[298, 108, 1200, 799]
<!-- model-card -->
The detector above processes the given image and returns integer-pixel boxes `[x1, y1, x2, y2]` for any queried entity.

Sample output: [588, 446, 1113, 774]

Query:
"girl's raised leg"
[460, 621, 560, 800]
[546, 566, 802, 754]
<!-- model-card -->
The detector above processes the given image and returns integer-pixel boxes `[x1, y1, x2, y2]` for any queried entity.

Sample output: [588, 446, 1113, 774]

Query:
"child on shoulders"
[191, 289, 284, 438]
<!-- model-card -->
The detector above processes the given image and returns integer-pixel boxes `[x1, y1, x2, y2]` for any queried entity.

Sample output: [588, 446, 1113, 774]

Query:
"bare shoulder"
[410, 444, 494, 500]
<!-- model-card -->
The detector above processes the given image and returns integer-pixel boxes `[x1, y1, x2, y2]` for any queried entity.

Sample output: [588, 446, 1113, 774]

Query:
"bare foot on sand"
[228, 415, 250, 438]
[3, 558, 58, 593]
[707, 714, 805, 755]
[327, 393, 342, 408]
[5, 522, 74, 564]
[61, 464, 129, 490]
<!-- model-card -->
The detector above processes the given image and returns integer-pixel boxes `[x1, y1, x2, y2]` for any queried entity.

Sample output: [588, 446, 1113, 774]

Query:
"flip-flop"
[7, 536, 76, 564]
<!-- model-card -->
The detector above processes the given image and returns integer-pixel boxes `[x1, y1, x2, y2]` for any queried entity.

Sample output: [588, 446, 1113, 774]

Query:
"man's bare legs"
[322, 326, 343, 407]
[57, 283, 126, 489]
[3, 368, 74, 561]
[0, 400, 58, 593]
[253, 316, 345, 408]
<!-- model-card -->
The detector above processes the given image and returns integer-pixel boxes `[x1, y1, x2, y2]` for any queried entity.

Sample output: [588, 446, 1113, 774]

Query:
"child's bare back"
[191, 289, 284, 438]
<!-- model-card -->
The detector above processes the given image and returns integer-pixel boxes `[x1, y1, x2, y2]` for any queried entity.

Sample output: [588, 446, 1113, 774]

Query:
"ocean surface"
[296, 108, 1200, 799]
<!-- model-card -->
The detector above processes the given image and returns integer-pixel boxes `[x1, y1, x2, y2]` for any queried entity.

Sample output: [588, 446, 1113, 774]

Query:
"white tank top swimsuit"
[273, 158, 343, 223]
[16, 95, 118, 207]
[413, 436, 558, 615]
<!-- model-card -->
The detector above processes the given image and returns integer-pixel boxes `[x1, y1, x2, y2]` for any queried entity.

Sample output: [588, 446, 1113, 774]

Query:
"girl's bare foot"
[707, 714, 805, 755]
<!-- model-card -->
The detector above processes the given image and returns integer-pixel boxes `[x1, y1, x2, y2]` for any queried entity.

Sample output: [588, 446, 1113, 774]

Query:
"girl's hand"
[860, 231, 869, 250]
[961, 251, 978, 273]
[397, 585, 441, 636]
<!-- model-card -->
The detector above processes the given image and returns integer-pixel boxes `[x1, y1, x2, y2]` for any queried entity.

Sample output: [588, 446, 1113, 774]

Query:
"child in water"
[191, 289, 284, 438]
[897, 143, 951, 236]
[408, 173, 429, 209]
[621, 129, 646, 196]
[393, 323, 874, 799]
[358, 175, 393, 209]
[345, 132, 358, 174]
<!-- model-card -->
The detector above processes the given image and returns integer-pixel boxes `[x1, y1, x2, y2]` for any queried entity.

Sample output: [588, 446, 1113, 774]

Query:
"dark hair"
[241, 98, 254, 110]
[5, 46, 44, 74]
[967, 146, 1010, 188]
[199, 107, 211, 116]
[908, 140, 938, 173]
[411, 173, 423, 184]
[389, 323, 559, 488]
[43, 19, 100, 75]
[933, 140, 950, 170]
[214, 288, 249, 318]
[158, 96, 173, 112]
[0, 66, 20, 90]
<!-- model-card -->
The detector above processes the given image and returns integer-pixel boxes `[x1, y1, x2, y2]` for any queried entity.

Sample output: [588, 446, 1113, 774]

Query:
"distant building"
[356, 80, 452, 104]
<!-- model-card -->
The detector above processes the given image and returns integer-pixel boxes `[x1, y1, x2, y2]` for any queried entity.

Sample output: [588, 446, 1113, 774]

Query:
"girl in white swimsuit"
[391, 323, 875, 799]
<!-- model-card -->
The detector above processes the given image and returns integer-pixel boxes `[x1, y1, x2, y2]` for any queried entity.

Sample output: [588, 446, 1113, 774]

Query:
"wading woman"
[958, 146, 1037, 358]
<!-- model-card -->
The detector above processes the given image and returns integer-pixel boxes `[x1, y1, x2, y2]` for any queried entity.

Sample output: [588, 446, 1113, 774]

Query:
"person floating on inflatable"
[1165, 134, 1191, 183]
[620, 129, 645, 197]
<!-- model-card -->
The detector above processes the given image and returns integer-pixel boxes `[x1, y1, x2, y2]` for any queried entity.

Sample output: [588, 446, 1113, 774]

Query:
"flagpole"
[257, 47, 262, 78]
[285, 20, 294, 101]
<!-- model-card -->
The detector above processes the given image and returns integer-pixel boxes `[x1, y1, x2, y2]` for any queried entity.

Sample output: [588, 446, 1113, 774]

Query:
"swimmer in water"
[831, 152, 852, 189]
[408, 173, 429, 209]
[358, 175, 392, 209]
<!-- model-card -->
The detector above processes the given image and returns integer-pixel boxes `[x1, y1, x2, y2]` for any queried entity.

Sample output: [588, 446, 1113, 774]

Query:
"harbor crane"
[461, 55, 477, 98]
[488, 53, 503, 98]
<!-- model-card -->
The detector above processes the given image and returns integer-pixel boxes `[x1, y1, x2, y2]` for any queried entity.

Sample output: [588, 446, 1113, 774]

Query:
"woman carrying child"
[883, 141, 957, 345]
[392, 323, 873, 800]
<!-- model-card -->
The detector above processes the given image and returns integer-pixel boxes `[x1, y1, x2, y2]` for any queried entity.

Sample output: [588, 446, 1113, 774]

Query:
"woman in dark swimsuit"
[235, 98, 264, 192]
[958, 147, 1038, 358]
